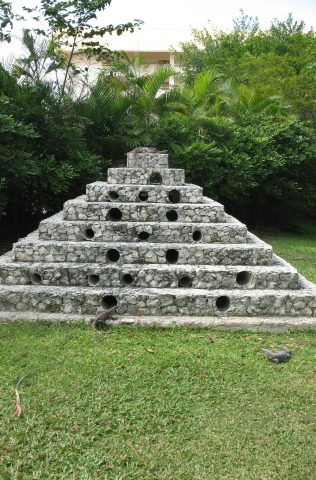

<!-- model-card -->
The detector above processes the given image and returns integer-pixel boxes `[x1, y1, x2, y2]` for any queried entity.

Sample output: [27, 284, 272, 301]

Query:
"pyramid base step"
[0, 285, 315, 317]
[0, 312, 315, 333]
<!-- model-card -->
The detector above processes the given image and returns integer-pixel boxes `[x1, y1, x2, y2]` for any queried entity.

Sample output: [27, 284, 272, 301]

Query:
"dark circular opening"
[139, 191, 149, 202]
[178, 276, 192, 287]
[88, 274, 100, 286]
[105, 249, 120, 263]
[122, 274, 134, 286]
[192, 230, 202, 242]
[166, 249, 179, 265]
[236, 271, 252, 286]
[107, 208, 122, 221]
[166, 210, 178, 222]
[30, 273, 42, 285]
[84, 228, 95, 240]
[149, 172, 162, 184]
[108, 190, 119, 201]
[101, 295, 117, 310]
[216, 296, 231, 312]
[168, 189, 181, 203]
[138, 231, 150, 241]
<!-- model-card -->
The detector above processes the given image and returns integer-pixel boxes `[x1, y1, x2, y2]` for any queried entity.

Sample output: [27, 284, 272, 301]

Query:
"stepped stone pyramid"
[0, 147, 316, 331]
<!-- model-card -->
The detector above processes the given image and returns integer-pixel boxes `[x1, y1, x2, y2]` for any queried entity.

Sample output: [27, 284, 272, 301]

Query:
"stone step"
[86, 182, 203, 204]
[63, 196, 225, 223]
[0, 284, 315, 316]
[12, 232, 273, 266]
[0, 257, 299, 290]
[107, 167, 185, 185]
[1, 311, 315, 332]
[126, 148, 169, 168]
[39, 213, 247, 244]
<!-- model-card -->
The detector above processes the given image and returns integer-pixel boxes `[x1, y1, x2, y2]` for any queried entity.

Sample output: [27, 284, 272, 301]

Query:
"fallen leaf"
[207, 337, 215, 343]
[146, 348, 154, 354]
[14, 388, 23, 417]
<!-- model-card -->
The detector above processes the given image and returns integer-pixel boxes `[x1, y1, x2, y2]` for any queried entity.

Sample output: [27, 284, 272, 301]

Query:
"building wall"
[70, 28, 194, 87]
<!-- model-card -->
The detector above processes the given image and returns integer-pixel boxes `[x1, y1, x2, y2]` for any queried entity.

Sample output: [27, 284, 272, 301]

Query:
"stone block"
[63, 196, 225, 223]
[86, 182, 203, 204]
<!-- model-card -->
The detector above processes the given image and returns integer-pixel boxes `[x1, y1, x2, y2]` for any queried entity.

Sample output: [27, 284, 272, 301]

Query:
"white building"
[73, 28, 194, 86]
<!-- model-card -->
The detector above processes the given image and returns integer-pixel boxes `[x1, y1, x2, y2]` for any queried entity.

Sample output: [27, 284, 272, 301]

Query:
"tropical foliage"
[0, 4, 316, 227]
[177, 11, 316, 124]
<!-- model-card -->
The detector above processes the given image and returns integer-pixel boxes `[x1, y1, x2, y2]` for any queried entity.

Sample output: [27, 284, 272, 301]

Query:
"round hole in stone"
[101, 295, 117, 310]
[166, 249, 179, 264]
[108, 190, 119, 201]
[216, 296, 231, 311]
[149, 172, 162, 184]
[166, 210, 178, 222]
[30, 273, 42, 284]
[122, 274, 133, 286]
[178, 276, 192, 287]
[88, 274, 100, 286]
[236, 271, 252, 286]
[139, 191, 149, 202]
[105, 249, 120, 263]
[193, 230, 202, 242]
[84, 228, 95, 240]
[138, 231, 150, 241]
[107, 208, 122, 221]
[168, 189, 181, 203]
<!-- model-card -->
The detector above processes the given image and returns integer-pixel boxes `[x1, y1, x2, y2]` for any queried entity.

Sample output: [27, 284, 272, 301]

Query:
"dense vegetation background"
[1, 2, 316, 228]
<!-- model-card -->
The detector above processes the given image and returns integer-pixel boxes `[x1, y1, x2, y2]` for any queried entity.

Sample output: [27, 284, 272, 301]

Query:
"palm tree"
[220, 79, 290, 117]
[163, 69, 232, 141]
[9, 29, 64, 89]
[80, 53, 182, 161]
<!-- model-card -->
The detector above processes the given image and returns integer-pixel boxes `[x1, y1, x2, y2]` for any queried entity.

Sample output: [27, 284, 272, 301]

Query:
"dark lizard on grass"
[261, 346, 291, 363]
[89, 307, 118, 333]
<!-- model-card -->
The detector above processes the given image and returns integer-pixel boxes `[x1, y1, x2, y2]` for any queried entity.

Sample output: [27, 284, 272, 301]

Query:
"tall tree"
[0, 1, 143, 95]
[177, 12, 316, 122]
[0, 0, 14, 42]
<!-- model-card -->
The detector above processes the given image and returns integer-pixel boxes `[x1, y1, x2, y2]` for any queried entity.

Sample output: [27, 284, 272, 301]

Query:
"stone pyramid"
[0, 147, 315, 331]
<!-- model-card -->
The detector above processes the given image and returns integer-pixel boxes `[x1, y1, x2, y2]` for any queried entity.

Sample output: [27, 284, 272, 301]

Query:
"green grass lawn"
[1, 322, 316, 479]
[1, 223, 316, 479]
[256, 220, 316, 284]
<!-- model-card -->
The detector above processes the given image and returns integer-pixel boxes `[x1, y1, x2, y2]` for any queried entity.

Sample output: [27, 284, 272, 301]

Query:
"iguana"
[261, 346, 291, 364]
[89, 307, 118, 333]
